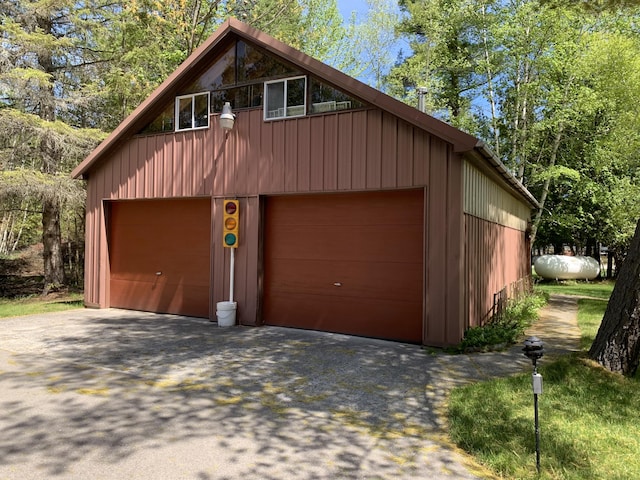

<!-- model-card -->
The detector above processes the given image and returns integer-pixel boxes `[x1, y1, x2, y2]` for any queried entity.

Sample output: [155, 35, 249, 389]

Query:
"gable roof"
[71, 18, 538, 208]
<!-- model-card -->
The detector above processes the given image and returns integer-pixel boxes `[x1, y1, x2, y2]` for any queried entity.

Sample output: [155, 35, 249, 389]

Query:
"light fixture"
[219, 102, 235, 131]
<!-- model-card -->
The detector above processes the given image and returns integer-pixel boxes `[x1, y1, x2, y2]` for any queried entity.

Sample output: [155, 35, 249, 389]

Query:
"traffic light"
[222, 199, 239, 248]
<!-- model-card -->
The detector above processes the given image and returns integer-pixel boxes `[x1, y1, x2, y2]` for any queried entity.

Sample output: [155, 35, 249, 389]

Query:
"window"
[264, 76, 306, 120]
[309, 78, 365, 114]
[211, 84, 263, 113]
[139, 103, 174, 134]
[175, 92, 210, 131]
[136, 39, 370, 136]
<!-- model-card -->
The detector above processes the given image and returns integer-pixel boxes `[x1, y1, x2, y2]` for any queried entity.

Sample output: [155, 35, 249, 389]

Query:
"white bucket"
[216, 301, 237, 327]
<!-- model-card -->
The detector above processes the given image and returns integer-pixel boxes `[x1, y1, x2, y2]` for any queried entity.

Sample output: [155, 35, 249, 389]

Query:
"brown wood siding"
[82, 108, 466, 345]
[208, 109, 454, 198]
[419, 148, 467, 346]
[464, 214, 529, 328]
[263, 190, 424, 343]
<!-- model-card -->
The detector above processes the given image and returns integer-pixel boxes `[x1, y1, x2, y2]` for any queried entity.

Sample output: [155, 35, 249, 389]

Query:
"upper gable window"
[189, 40, 298, 95]
[237, 40, 296, 82]
[176, 92, 209, 131]
[264, 76, 306, 120]
[309, 78, 365, 114]
[139, 103, 174, 134]
[136, 40, 369, 135]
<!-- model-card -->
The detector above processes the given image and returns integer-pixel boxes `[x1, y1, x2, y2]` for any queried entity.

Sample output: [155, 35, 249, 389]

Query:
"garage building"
[72, 19, 538, 346]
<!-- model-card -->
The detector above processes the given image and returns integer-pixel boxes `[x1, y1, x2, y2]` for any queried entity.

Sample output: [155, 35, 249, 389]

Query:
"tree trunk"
[529, 125, 564, 246]
[42, 197, 65, 294]
[589, 219, 640, 376]
[480, 3, 500, 157]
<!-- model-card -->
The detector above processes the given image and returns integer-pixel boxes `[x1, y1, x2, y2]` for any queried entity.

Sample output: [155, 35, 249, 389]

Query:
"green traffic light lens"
[224, 233, 237, 246]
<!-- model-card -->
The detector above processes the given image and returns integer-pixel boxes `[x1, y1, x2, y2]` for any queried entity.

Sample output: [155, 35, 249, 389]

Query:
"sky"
[337, 0, 369, 20]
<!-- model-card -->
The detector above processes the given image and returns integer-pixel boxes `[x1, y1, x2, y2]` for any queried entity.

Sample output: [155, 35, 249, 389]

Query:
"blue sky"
[337, 0, 369, 20]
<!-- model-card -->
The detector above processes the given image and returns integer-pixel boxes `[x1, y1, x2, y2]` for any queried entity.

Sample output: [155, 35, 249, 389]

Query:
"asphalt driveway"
[0, 307, 536, 480]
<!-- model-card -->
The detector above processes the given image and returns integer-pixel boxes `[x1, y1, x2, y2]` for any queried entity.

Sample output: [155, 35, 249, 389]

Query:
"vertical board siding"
[309, 116, 324, 191]
[285, 121, 298, 192]
[83, 107, 472, 344]
[413, 130, 430, 185]
[365, 110, 382, 189]
[425, 138, 450, 345]
[446, 155, 465, 343]
[464, 214, 529, 328]
[271, 121, 285, 192]
[462, 160, 532, 332]
[296, 117, 311, 191]
[381, 112, 397, 188]
[337, 113, 352, 190]
[464, 161, 530, 230]
[323, 115, 338, 190]
[351, 110, 367, 190]
[397, 121, 414, 187]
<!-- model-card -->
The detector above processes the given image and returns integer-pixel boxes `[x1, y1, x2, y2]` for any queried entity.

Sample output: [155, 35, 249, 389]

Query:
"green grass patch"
[449, 355, 640, 479]
[0, 293, 84, 318]
[459, 292, 547, 351]
[449, 285, 640, 479]
[576, 298, 608, 350]
[535, 280, 614, 300]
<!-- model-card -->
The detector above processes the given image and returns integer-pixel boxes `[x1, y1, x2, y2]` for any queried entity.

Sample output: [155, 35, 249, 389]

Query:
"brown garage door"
[109, 198, 211, 317]
[263, 190, 424, 343]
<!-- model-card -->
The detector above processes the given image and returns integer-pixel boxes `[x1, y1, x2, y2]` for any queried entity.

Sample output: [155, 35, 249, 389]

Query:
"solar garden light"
[523, 336, 544, 474]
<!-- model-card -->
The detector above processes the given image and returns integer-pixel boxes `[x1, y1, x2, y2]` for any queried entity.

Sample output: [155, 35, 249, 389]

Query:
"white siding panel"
[463, 161, 530, 231]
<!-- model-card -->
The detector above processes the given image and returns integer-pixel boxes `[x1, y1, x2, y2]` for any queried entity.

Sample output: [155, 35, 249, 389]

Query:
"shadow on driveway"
[0, 309, 502, 479]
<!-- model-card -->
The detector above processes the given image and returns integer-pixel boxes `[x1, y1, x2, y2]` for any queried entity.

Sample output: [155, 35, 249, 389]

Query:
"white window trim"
[263, 76, 307, 121]
[175, 92, 210, 131]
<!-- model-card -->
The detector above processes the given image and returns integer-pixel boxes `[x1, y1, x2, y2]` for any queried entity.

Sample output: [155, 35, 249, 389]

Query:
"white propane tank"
[533, 255, 600, 280]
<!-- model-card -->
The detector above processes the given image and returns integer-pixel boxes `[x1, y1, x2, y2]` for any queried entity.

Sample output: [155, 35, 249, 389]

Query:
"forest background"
[0, 0, 639, 292]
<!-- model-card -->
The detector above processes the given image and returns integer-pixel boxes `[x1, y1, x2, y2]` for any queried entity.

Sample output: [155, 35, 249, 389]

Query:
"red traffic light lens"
[225, 201, 237, 214]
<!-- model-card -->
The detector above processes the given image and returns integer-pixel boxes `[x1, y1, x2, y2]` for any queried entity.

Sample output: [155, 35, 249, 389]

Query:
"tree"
[348, 0, 400, 91]
[1, 1, 104, 291]
[389, 0, 640, 260]
[531, 25, 640, 253]
[589, 219, 640, 376]
[388, 0, 485, 131]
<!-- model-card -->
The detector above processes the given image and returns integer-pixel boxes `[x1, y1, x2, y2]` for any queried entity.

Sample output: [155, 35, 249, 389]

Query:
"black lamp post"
[523, 336, 544, 474]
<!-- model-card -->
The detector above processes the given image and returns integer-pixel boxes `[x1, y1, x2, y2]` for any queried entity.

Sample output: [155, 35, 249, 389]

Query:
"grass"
[448, 281, 640, 479]
[460, 292, 547, 351]
[534, 279, 614, 300]
[576, 298, 609, 351]
[0, 293, 84, 318]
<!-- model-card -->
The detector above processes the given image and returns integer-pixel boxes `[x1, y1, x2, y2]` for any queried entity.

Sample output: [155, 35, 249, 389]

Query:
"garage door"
[109, 198, 211, 317]
[263, 190, 424, 343]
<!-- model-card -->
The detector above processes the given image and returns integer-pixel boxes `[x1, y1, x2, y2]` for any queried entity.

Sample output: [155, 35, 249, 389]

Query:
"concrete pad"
[0, 296, 579, 480]
[0, 308, 486, 480]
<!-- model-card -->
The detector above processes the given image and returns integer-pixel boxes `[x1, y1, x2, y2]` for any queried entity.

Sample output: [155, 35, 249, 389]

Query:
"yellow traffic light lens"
[225, 217, 237, 229]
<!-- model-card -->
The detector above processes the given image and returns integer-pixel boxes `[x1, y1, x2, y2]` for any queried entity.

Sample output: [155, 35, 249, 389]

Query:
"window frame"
[263, 75, 307, 121]
[175, 92, 210, 131]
